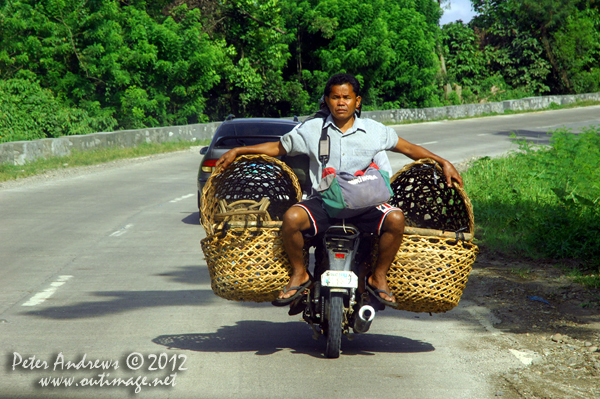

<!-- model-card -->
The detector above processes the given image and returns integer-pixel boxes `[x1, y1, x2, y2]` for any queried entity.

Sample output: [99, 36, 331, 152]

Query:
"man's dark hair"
[324, 73, 361, 97]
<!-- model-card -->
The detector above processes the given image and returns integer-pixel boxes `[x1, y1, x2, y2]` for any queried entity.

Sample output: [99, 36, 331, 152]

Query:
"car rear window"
[213, 123, 296, 148]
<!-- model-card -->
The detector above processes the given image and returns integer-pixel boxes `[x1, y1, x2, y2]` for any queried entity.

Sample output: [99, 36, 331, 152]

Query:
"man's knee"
[382, 210, 405, 234]
[282, 206, 310, 232]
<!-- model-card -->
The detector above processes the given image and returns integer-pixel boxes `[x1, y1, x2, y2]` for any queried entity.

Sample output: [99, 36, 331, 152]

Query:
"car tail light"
[201, 159, 218, 173]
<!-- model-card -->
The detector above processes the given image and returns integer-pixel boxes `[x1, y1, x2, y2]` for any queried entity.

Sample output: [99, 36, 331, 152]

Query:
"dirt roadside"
[462, 247, 600, 398]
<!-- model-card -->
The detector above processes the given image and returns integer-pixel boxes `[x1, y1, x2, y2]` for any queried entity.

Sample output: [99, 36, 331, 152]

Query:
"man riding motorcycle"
[215, 73, 463, 308]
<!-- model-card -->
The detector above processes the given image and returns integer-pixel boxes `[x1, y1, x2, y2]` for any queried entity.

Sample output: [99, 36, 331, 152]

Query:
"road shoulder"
[463, 249, 600, 398]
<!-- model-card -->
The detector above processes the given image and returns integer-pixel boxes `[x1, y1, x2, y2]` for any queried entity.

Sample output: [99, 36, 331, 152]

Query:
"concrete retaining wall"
[1, 122, 221, 166]
[2, 92, 599, 165]
[360, 92, 600, 124]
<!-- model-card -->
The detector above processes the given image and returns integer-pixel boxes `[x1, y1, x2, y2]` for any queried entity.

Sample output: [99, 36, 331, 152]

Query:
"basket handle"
[215, 197, 272, 223]
[214, 209, 270, 221]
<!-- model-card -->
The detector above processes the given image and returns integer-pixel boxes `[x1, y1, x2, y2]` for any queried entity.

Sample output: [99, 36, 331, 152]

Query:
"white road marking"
[417, 141, 439, 146]
[477, 133, 490, 136]
[170, 194, 194, 203]
[110, 224, 134, 237]
[22, 275, 73, 306]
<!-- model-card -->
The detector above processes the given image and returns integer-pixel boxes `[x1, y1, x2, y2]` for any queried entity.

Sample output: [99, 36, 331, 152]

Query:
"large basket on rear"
[200, 155, 304, 302]
[201, 227, 308, 302]
[373, 158, 478, 313]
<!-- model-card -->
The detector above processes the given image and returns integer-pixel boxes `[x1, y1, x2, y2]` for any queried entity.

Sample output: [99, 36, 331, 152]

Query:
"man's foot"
[366, 274, 396, 307]
[271, 272, 312, 307]
[279, 272, 311, 299]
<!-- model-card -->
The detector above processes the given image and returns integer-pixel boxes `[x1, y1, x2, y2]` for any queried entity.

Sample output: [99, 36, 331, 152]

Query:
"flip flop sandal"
[271, 279, 312, 307]
[365, 281, 397, 308]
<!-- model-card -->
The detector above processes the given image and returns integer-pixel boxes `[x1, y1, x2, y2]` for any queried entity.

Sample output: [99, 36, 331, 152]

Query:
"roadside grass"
[0, 140, 209, 182]
[510, 267, 534, 280]
[572, 274, 600, 290]
[463, 124, 600, 288]
[382, 99, 600, 126]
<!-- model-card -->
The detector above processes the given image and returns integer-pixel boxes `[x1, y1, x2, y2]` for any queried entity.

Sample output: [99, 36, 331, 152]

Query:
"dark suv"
[197, 117, 310, 211]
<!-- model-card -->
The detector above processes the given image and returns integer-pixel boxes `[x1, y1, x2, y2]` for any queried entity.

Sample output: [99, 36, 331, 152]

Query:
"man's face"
[325, 83, 361, 123]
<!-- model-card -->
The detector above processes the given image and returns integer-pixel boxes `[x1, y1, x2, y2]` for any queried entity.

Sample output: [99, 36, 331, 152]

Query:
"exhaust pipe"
[353, 305, 375, 334]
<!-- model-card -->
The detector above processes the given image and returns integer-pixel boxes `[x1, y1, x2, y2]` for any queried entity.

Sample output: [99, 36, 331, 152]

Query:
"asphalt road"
[387, 105, 600, 170]
[1, 106, 599, 399]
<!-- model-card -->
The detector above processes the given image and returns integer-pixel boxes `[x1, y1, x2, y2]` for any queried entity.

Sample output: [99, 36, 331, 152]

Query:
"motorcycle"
[295, 223, 378, 358]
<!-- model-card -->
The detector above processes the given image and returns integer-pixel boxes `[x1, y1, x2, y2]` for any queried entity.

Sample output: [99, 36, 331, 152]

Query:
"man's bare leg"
[279, 206, 312, 299]
[368, 210, 405, 302]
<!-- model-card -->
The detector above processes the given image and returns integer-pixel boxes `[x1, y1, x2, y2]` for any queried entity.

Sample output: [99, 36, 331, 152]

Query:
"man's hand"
[214, 141, 287, 172]
[392, 137, 464, 188]
[214, 149, 238, 172]
[441, 160, 463, 188]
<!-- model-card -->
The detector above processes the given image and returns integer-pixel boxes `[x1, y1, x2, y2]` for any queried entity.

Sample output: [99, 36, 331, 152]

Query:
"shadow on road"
[155, 265, 211, 285]
[152, 320, 435, 358]
[21, 289, 218, 319]
[182, 212, 200, 225]
[495, 129, 551, 145]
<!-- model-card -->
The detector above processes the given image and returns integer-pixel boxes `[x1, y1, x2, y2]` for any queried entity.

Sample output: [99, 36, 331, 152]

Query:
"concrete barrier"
[1, 92, 599, 165]
[1, 122, 221, 165]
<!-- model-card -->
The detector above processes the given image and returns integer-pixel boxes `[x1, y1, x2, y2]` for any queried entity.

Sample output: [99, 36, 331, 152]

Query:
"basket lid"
[389, 158, 475, 239]
[200, 154, 302, 233]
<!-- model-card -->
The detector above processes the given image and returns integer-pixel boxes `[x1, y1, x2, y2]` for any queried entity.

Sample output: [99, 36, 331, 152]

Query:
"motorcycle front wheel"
[325, 292, 344, 358]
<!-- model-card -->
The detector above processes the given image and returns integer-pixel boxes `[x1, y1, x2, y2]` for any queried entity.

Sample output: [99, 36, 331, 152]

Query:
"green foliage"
[0, 78, 116, 142]
[441, 14, 555, 103]
[447, 1, 553, 98]
[553, 8, 600, 93]
[202, 0, 300, 119]
[1, 0, 598, 144]
[484, 28, 551, 95]
[573, 274, 600, 289]
[442, 21, 490, 89]
[284, 0, 441, 109]
[464, 125, 600, 268]
[446, 90, 461, 105]
[469, 0, 600, 96]
[0, 0, 226, 131]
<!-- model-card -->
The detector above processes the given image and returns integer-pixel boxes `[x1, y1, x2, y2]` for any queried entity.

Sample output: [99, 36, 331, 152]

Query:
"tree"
[552, 8, 600, 93]
[205, 0, 302, 118]
[0, 78, 116, 142]
[442, 21, 490, 89]
[470, 0, 600, 94]
[0, 0, 226, 129]
[283, 0, 442, 109]
[513, 0, 579, 92]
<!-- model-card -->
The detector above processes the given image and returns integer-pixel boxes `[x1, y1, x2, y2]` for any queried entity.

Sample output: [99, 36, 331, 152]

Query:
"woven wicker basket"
[200, 154, 302, 234]
[200, 154, 303, 302]
[202, 227, 308, 302]
[374, 158, 478, 313]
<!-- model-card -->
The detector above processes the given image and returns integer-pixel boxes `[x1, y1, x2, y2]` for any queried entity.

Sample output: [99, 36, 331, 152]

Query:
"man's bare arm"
[391, 137, 463, 188]
[215, 141, 287, 170]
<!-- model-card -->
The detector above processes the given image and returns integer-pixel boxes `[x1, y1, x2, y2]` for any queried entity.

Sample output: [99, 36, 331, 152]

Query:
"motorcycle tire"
[325, 292, 343, 358]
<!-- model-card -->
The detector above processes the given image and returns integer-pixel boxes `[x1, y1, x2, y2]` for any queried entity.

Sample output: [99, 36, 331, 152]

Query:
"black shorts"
[293, 198, 403, 237]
